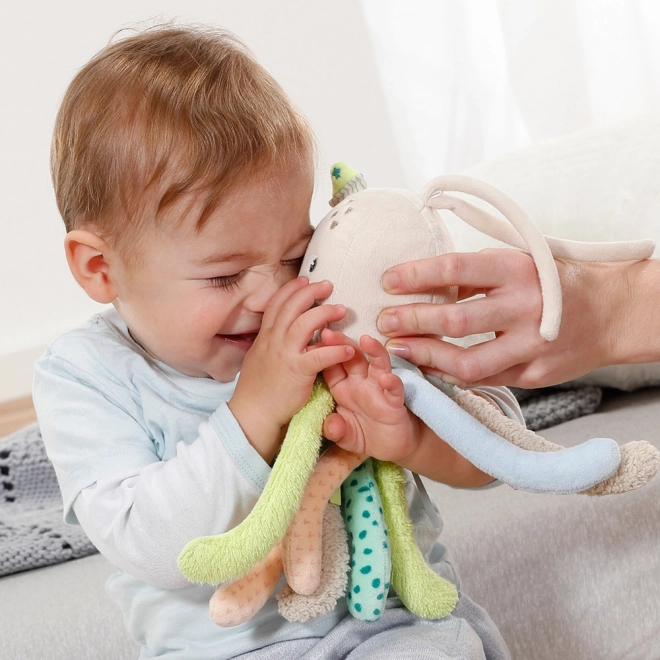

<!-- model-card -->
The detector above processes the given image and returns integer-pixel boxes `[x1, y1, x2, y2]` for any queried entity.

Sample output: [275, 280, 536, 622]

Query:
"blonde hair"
[51, 25, 313, 254]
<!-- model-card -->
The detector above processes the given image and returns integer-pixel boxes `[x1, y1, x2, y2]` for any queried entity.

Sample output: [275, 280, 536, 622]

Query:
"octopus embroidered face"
[301, 182, 456, 345]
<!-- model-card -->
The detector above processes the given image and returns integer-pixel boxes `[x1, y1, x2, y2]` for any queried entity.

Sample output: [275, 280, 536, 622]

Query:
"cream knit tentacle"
[422, 175, 562, 341]
[421, 189, 654, 262]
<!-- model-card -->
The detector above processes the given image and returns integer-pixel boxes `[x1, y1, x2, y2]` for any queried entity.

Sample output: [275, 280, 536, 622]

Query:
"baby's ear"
[64, 229, 117, 304]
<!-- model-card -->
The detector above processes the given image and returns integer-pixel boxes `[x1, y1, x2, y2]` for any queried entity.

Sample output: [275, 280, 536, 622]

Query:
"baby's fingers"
[301, 344, 354, 377]
[319, 328, 360, 351]
[321, 329, 369, 379]
[289, 304, 348, 352]
[359, 335, 391, 376]
[323, 410, 363, 455]
[378, 372, 405, 408]
[263, 278, 334, 335]
[323, 412, 347, 443]
[322, 359, 348, 391]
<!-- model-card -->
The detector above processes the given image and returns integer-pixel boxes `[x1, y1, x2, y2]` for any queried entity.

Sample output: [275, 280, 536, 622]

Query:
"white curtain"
[360, 0, 660, 188]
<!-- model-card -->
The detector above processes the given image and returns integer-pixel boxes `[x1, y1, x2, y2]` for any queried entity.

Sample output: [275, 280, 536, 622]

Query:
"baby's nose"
[243, 271, 288, 312]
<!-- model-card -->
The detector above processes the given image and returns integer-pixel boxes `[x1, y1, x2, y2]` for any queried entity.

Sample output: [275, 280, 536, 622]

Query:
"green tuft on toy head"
[329, 162, 368, 207]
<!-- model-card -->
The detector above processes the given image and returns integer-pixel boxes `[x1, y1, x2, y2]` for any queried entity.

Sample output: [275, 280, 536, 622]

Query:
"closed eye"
[208, 273, 242, 291]
[207, 257, 303, 291]
[281, 256, 304, 268]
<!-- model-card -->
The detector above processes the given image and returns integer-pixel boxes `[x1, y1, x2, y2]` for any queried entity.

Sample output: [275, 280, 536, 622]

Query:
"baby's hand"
[229, 277, 354, 463]
[321, 330, 420, 463]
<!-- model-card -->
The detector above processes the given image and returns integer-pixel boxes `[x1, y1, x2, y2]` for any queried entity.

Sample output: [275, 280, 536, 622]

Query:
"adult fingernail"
[377, 312, 399, 334]
[381, 271, 399, 291]
[385, 342, 410, 359]
[438, 374, 468, 387]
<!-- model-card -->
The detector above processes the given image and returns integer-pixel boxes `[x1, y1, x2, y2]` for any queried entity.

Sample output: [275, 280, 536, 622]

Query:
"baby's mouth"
[219, 332, 259, 346]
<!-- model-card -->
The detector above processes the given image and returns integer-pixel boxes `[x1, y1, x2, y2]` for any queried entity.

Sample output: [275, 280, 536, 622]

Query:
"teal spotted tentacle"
[341, 458, 391, 622]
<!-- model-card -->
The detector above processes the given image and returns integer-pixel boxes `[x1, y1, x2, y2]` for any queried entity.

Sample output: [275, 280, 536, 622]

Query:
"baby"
[34, 25, 518, 659]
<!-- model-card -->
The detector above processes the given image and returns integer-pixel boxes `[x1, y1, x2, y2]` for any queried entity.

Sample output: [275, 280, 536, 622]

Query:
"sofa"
[2, 116, 659, 659]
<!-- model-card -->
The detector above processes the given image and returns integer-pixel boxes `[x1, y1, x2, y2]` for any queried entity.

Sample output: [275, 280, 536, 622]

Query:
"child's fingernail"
[386, 342, 410, 359]
[381, 271, 400, 291]
[377, 312, 399, 334]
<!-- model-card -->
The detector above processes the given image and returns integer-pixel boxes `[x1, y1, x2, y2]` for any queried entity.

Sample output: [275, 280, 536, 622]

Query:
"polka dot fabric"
[341, 458, 391, 621]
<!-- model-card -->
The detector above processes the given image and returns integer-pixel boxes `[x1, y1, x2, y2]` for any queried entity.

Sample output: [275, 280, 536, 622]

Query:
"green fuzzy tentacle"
[373, 460, 458, 619]
[341, 459, 391, 622]
[178, 378, 334, 584]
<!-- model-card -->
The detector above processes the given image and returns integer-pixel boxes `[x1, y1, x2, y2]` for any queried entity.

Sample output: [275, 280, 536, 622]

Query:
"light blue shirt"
[33, 309, 459, 658]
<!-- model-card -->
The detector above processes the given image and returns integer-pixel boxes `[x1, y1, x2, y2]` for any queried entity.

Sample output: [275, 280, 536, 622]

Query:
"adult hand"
[376, 249, 633, 388]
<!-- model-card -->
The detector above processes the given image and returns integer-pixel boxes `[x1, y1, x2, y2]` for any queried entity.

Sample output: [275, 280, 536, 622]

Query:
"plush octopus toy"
[178, 164, 660, 627]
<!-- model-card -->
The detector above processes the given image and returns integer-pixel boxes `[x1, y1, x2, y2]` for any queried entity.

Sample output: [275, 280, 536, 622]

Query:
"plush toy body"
[178, 164, 659, 627]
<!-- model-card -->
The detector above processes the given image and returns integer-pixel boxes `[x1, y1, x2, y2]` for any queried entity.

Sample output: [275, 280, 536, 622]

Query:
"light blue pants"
[236, 596, 510, 660]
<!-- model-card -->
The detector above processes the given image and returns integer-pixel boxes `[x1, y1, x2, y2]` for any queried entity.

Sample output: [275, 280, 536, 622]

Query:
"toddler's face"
[110, 166, 314, 382]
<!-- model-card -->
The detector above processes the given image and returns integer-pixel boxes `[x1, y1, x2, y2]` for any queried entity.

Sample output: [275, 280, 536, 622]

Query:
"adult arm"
[377, 249, 660, 388]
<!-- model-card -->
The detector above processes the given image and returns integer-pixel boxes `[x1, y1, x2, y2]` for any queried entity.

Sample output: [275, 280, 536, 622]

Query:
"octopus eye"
[309, 256, 318, 273]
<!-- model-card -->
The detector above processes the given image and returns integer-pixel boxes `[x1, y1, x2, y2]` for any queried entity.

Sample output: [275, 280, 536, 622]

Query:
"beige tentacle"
[278, 504, 350, 622]
[584, 441, 660, 495]
[423, 186, 654, 262]
[209, 543, 283, 627]
[421, 174, 654, 341]
[282, 444, 365, 595]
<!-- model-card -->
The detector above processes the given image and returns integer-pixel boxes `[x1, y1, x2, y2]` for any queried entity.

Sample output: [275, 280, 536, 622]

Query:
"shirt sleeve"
[33, 331, 269, 589]
[73, 415, 262, 589]
[34, 349, 166, 521]
[464, 385, 525, 489]
[469, 385, 525, 426]
[33, 336, 270, 524]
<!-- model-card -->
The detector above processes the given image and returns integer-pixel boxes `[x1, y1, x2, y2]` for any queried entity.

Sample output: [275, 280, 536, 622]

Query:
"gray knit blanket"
[511, 385, 603, 431]
[0, 424, 97, 578]
[0, 385, 602, 578]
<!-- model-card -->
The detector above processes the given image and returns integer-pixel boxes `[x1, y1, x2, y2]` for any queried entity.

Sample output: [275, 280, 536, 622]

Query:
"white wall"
[0, 1, 404, 403]
[361, 0, 660, 190]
